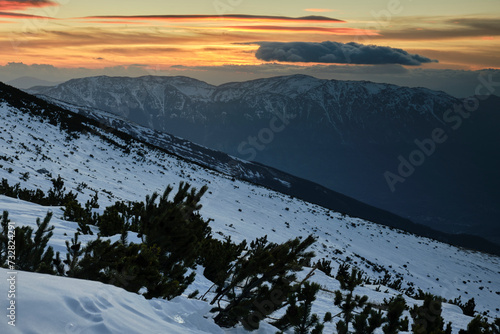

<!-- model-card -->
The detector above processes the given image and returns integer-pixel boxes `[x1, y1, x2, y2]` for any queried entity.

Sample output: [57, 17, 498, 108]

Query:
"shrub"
[210, 235, 316, 329]
[0, 211, 58, 274]
[273, 281, 324, 334]
[383, 295, 409, 334]
[334, 265, 369, 334]
[315, 258, 333, 276]
[411, 293, 451, 334]
[199, 236, 246, 287]
[139, 182, 212, 300]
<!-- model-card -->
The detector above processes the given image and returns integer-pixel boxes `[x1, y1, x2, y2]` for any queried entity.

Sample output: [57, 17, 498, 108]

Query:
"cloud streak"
[377, 17, 500, 40]
[1, 28, 263, 49]
[304, 8, 334, 13]
[0, 0, 57, 11]
[254, 41, 437, 65]
[0, 11, 54, 19]
[226, 26, 378, 35]
[82, 14, 344, 24]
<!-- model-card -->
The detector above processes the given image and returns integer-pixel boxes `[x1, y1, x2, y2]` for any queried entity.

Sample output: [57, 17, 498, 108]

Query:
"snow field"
[0, 102, 499, 333]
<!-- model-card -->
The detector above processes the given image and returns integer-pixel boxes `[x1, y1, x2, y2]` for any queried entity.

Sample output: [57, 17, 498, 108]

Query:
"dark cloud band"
[84, 14, 343, 23]
[254, 41, 437, 66]
[0, 11, 54, 19]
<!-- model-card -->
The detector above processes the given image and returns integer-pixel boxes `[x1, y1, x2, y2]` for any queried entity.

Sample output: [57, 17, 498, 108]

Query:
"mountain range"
[30, 75, 500, 246]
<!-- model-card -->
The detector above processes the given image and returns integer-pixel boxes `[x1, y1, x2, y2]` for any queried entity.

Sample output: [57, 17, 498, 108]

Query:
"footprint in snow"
[63, 296, 104, 323]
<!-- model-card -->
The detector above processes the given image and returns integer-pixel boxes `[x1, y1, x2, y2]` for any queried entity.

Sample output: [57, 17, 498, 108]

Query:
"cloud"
[377, 17, 500, 40]
[304, 8, 334, 13]
[226, 26, 378, 35]
[453, 18, 500, 32]
[254, 41, 438, 65]
[99, 46, 187, 55]
[0, 62, 154, 83]
[171, 63, 411, 77]
[406, 47, 500, 69]
[2, 29, 210, 49]
[83, 14, 344, 24]
[0, 0, 58, 21]
[0, 11, 54, 19]
[0, 0, 57, 11]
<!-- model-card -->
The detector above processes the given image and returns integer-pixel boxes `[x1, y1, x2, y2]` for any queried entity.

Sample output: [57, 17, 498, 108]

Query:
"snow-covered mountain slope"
[1, 82, 499, 332]
[0, 198, 480, 334]
[29, 75, 500, 247]
[42, 92, 499, 256]
[30, 74, 456, 138]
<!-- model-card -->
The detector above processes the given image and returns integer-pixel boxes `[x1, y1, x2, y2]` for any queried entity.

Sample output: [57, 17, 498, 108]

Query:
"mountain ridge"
[28, 76, 500, 245]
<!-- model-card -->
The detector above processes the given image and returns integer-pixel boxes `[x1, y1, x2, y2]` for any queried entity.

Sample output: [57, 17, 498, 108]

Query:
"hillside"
[0, 82, 499, 333]
[1, 195, 495, 333]
[40, 91, 500, 255]
[30, 75, 500, 245]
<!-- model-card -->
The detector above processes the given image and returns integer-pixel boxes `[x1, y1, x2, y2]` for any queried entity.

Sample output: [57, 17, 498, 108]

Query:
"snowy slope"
[30, 74, 456, 130]
[0, 95, 499, 332]
[0, 197, 484, 334]
[30, 75, 500, 250]
[0, 266, 224, 334]
[40, 93, 500, 258]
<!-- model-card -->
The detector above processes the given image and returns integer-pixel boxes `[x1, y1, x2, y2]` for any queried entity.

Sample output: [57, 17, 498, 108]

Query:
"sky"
[0, 0, 499, 97]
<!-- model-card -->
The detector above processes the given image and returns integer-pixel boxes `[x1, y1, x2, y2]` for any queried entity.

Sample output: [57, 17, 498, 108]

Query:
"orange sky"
[0, 0, 499, 95]
[0, 0, 498, 68]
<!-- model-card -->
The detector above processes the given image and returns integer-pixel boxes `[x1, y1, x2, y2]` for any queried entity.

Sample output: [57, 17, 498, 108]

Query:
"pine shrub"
[210, 235, 316, 329]
[383, 295, 409, 334]
[274, 281, 324, 334]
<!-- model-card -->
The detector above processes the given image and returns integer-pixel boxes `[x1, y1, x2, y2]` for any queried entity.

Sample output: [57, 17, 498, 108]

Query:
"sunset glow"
[0, 0, 498, 94]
